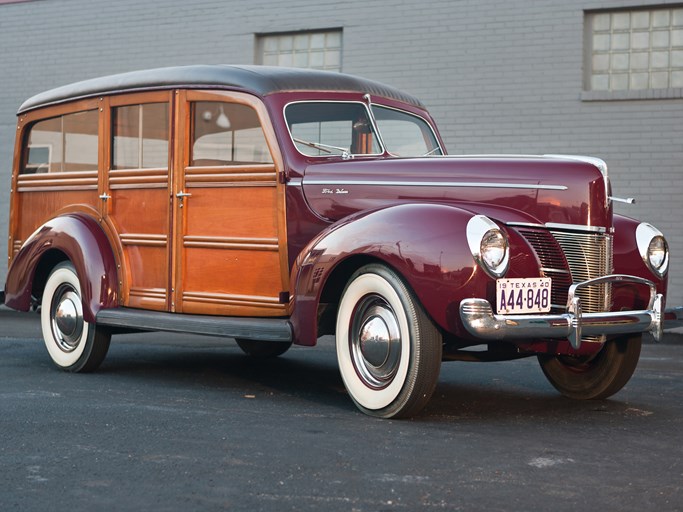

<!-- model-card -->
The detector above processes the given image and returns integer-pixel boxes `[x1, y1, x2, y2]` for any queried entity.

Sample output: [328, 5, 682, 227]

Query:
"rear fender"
[290, 203, 498, 346]
[4, 213, 119, 322]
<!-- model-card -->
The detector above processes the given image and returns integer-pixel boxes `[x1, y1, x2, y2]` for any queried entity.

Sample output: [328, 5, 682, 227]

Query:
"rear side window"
[112, 103, 169, 170]
[22, 110, 98, 174]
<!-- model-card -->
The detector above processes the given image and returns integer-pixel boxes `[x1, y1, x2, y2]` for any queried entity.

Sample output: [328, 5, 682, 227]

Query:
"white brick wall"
[1, 0, 682, 306]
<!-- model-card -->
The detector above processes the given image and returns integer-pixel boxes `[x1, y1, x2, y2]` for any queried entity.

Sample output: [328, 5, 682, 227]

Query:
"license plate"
[496, 277, 552, 314]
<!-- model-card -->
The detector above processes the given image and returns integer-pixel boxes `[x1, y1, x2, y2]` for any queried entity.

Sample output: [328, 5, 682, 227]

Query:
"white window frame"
[256, 29, 342, 72]
[583, 7, 683, 101]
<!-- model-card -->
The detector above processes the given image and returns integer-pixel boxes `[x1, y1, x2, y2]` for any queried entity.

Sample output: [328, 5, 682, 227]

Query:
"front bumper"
[460, 274, 676, 349]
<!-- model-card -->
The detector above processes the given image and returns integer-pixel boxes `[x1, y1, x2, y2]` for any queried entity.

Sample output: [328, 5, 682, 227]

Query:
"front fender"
[612, 214, 668, 310]
[4, 213, 118, 322]
[290, 203, 503, 346]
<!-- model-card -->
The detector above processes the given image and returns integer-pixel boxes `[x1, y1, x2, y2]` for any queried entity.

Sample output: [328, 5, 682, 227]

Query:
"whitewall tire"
[336, 264, 442, 418]
[41, 262, 111, 372]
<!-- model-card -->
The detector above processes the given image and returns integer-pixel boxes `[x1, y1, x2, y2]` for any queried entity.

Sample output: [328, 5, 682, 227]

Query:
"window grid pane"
[588, 7, 683, 91]
[259, 30, 342, 72]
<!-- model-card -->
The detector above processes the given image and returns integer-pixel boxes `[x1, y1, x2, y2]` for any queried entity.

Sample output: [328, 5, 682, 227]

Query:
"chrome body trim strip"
[304, 179, 568, 191]
[546, 222, 607, 233]
[507, 221, 607, 233]
[460, 274, 663, 349]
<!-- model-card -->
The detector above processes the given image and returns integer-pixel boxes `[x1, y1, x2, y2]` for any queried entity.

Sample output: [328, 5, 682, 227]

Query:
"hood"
[300, 155, 611, 228]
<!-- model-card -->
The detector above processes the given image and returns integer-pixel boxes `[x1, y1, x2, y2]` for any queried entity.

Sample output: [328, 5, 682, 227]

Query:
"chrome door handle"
[176, 190, 192, 208]
[99, 193, 111, 200]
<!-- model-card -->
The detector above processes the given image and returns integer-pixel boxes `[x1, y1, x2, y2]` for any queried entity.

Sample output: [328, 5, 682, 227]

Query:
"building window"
[587, 7, 683, 92]
[257, 30, 342, 72]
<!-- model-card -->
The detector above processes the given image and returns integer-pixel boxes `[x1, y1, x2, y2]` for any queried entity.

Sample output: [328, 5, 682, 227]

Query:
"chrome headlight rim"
[636, 222, 669, 277]
[466, 215, 510, 278]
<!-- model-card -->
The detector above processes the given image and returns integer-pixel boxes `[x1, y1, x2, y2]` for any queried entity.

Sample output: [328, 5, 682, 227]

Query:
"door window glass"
[112, 103, 169, 170]
[191, 102, 273, 166]
[372, 105, 442, 157]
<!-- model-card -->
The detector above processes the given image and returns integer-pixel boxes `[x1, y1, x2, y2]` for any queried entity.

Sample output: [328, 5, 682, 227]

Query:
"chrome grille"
[549, 230, 613, 313]
[518, 227, 613, 344]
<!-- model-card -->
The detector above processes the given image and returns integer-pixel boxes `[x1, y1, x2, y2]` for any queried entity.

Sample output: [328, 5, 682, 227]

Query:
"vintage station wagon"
[3, 65, 675, 417]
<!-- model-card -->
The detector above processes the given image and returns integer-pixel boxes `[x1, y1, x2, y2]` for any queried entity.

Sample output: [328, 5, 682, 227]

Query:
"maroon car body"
[3, 65, 674, 418]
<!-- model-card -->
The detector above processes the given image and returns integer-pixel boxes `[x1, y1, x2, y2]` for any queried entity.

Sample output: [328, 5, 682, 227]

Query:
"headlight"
[636, 223, 669, 277]
[467, 215, 509, 278]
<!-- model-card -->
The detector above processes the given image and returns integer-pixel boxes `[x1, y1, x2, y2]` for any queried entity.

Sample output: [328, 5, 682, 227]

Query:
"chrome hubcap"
[51, 285, 84, 352]
[350, 295, 401, 389]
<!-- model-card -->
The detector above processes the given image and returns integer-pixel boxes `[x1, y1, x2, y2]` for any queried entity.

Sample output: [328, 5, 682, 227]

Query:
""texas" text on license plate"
[496, 277, 552, 314]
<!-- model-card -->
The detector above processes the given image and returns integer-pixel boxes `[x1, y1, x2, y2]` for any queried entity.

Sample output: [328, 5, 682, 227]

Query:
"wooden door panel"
[110, 182, 169, 310]
[179, 182, 285, 315]
[182, 248, 284, 315]
[174, 91, 289, 317]
[184, 182, 278, 238]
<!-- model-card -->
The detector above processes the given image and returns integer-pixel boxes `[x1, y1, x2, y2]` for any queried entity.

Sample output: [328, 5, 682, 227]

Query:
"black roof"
[18, 64, 424, 114]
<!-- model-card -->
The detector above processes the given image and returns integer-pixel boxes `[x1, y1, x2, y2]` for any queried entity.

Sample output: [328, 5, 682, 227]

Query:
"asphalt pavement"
[1, 306, 682, 511]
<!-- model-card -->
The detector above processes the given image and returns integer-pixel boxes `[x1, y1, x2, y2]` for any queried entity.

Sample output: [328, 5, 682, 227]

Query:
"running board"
[96, 308, 292, 342]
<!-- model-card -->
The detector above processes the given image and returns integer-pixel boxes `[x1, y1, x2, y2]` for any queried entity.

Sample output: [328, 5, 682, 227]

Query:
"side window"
[112, 103, 169, 170]
[22, 110, 98, 174]
[372, 106, 442, 157]
[191, 102, 273, 166]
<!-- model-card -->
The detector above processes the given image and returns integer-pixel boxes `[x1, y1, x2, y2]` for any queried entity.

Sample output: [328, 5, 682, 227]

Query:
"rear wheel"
[335, 264, 442, 418]
[537, 334, 642, 400]
[235, 339, 292, 358]
[40, 262, 111, 372]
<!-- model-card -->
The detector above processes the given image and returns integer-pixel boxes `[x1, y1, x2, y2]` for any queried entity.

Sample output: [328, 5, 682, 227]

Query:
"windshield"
[285, 101, 442, 158]
[371, 105, 442, 157]
[285, 102, 381, 157]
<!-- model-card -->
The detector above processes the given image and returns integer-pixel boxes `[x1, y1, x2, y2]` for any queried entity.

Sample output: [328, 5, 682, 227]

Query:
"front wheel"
[336, 264, 442, 418]
[40, 262, 111, 372]
[537, 334, 642, 400]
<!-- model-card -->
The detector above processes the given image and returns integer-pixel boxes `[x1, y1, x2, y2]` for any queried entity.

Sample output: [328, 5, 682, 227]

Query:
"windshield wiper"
[293, 137, 351, 159]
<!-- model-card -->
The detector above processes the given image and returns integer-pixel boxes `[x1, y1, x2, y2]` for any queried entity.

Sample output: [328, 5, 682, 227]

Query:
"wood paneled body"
[174, 91, 289, 316]
[9, 88, 289, 318]
[9, 98, 102, 260]
[108, 179, 170, 310]
[179, 167, 283, 314]
[12, 185, 99, 257]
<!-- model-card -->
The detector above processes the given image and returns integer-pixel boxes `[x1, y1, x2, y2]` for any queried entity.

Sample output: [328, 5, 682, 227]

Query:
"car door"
[102, 91, 173, 311]
[171, 90, 290, 317]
